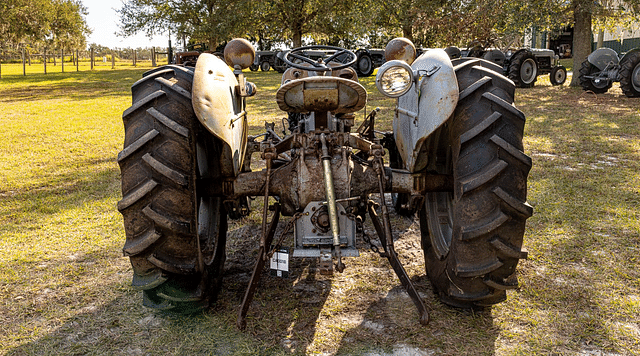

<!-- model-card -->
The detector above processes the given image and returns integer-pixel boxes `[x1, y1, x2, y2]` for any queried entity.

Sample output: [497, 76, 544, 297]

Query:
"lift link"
[369, 152, 430, 326]
[320, 133, 345, 273]
[237, 148, 280, 330]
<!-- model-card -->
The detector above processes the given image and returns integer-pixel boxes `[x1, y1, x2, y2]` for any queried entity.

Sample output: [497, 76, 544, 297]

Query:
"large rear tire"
[420, 58, 532, 308]
[619, 51, 640, 98]
[578, 60, 612, 94]
[508, 51, 537, 88]
[118, 65, 227, 313]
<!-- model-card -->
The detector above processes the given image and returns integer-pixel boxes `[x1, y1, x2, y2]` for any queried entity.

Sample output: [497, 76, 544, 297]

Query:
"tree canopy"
[0, 0, 90, 51]
[116, 0, 640, 86]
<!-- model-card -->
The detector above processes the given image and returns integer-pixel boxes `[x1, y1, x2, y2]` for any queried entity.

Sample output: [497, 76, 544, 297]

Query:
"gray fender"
[588, 47, 619, 70]
[394, 49, 459, 172]
[192, 53, 247, 177]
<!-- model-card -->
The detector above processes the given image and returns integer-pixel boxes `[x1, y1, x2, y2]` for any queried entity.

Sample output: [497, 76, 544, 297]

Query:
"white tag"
[270, 248, 289, 278]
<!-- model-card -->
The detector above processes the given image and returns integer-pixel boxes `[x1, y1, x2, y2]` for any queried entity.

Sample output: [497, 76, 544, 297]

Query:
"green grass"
[1, 64, 639, 355]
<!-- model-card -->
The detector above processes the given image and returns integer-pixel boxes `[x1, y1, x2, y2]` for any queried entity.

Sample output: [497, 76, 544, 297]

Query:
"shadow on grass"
[3, 223, 333, 355]
[0, 69, 147, 103]
[512, 83, 640, 352]
[335, 294, 499, 356]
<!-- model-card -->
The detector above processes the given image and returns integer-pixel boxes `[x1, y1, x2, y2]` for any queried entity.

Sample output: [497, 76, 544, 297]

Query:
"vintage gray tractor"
[459, 46, 567, 87]
[117, 37, 532, 328]
[578, 47, 640, 97]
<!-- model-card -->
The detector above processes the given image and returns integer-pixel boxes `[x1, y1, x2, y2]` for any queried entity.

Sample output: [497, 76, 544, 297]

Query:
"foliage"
[0, 0, 90, 51]
[117, 0, 253, 50]
[48, 0, 90, 50]
[114, 0, 640, 53]
[592, 0, 640, 35]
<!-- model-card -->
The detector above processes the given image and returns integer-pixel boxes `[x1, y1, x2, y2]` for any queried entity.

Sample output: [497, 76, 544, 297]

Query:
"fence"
[0, 47, 170, 78]
[593, 37, 640, 54]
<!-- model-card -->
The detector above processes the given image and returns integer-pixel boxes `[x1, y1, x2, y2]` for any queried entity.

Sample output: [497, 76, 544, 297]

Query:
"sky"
[82, 0, 170, 49]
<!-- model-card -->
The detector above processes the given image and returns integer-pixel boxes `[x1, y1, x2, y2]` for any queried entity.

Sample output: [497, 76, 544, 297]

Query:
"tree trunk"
[402, 24, 414, 42]
[597, 29, 604, 48]
[570, 1, 592, 87]
[292, 24, 303, 48]
[208, 38, 217, 51]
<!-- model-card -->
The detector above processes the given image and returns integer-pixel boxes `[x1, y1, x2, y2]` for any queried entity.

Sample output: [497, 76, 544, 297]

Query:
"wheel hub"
[632, 63, 640, 91]
[521, 58, 537, 84]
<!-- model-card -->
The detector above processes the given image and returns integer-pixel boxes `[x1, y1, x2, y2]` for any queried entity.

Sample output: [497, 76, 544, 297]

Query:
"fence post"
[112, 52, 115, 69]
[44, 48, 47, 74]
[133, 50, 137, 67]
[22, 48, 26, 76]
[61, 49, 64, 73]
[76, 50, 79, 71]
[152, 47, 156, 67]
[90, 48, 94, 70]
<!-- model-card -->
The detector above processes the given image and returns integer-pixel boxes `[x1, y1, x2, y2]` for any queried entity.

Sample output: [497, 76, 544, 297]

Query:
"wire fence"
[0, 47, 171, 78]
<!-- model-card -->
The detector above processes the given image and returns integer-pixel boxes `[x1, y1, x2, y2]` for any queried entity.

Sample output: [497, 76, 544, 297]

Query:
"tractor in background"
[578, 47, 640, 97]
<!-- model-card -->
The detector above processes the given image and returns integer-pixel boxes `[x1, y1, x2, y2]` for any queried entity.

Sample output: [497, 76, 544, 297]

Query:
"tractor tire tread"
[619, 51, 640, 97]
[118, 65, 226, 313]
[421, 59, 530, 308]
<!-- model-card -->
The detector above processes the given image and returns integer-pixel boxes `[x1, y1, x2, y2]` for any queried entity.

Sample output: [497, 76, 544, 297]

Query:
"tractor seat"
[276, 76, 367, 114]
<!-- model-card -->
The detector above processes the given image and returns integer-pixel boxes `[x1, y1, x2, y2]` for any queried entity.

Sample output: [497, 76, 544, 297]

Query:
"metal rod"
[320, 134, 344, 272]
[369, 156, 430, 326]
[236, 203, 281, 330]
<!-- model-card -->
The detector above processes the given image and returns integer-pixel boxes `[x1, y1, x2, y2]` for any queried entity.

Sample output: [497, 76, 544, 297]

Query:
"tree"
[241, 0, 361, 48]
[369, 0, 445, 47]
[117, 0, 252, 50]
[49, 0, 90, 51]
[566, 0, 640, 86]
[0, 0, 53, 46]
[0, 0, 90, 51]
[414, 0, 508, 48]
[118, 0, 370, 50]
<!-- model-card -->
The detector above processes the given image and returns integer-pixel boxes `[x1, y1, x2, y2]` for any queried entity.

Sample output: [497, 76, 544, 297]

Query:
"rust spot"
[384, 38, 417, 64]
[223, 38, 255, 69]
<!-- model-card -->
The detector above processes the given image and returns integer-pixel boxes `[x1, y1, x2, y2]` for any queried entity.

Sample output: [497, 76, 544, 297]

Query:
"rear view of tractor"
[117, 37, 532, 328]
[579, 47, 640, 97]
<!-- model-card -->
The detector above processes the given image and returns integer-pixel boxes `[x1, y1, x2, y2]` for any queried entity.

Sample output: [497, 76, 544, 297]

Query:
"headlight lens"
[376, 60, 414, 97]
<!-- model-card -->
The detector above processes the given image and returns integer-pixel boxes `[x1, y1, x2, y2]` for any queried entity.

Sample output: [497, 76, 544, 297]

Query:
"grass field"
[0, 62, 639, 355]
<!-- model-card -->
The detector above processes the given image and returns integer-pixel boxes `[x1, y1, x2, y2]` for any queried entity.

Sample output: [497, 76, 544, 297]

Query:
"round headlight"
[375, 60, 414, 98]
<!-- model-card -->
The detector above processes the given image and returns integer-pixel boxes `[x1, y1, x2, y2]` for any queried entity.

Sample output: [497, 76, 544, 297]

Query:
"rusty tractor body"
[118, 37, 532, 328]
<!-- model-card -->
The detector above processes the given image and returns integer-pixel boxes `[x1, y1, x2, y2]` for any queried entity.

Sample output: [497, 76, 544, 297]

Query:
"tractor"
[455, 45, 567, 88]
[117, 37, 532, 328]
[578, 47, 640, 97]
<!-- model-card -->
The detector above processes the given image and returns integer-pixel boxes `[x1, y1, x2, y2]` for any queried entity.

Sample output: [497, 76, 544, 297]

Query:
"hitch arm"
[368, 154, 430, 326]
[367, 202, 430, 326]
[237, 202, 281, 330]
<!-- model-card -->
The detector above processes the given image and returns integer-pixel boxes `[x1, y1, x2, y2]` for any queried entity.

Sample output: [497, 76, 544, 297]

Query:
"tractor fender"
[505, 48, 529, 63]
[394, 48, 459, 173]
[620, 48, 640, 66]
[192, 53, 247, 177]
[588, 47, 619, 70]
